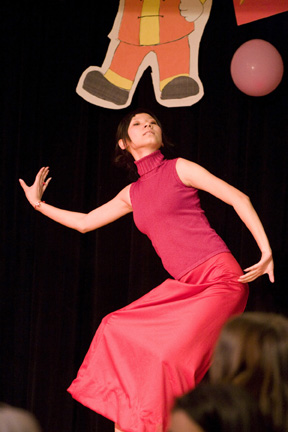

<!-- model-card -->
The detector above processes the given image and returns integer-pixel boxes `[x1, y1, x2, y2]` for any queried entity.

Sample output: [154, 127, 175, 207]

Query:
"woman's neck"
[134, 150, 164, 176]
[131, 145, 163, 161]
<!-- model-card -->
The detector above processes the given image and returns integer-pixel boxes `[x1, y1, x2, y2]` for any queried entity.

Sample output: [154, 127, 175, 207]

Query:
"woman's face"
[169, 410, 205, 432]
[119, 113, 163, 159]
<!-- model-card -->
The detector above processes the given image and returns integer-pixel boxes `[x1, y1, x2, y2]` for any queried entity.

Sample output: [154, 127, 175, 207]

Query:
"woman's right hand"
[238, 250, 274, 284]
[19, 167, 52, 207]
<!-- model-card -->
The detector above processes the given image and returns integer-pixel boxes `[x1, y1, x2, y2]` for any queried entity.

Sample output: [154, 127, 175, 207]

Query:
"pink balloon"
[231, 39, 284, 96]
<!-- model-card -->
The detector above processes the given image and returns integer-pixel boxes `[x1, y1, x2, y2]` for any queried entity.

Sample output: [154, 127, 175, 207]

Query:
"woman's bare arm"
[176, 158, 274, 283]
[19, 167, 133, 233]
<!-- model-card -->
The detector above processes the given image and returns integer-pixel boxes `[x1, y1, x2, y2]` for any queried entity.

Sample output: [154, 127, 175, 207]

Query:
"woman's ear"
[118, 139, 126, 150]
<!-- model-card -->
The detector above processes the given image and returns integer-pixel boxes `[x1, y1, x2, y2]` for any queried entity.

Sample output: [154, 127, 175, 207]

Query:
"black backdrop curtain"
[1, 1, 287, 431]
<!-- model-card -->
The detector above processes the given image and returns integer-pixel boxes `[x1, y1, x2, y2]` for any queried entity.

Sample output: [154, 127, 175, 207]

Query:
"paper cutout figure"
[77, 0, 213, 109]
[233, 0, 288, 26]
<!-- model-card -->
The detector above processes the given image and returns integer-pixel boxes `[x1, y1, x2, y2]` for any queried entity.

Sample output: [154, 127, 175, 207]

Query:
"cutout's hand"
[179, 0, 204, 22]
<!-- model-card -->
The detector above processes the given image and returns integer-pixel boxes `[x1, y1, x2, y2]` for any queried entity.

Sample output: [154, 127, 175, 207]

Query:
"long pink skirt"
[67, 252, 248, 432]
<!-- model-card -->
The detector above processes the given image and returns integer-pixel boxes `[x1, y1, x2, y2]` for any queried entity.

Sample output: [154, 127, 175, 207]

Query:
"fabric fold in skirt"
[67, 252, 249, 432]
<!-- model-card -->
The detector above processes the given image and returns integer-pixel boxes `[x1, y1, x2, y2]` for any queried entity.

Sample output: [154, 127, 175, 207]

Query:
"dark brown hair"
[172, 383, 268, 432]
[210, 312, 288, 432]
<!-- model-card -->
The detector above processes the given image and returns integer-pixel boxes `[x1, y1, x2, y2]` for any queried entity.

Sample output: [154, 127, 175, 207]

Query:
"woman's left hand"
[238, 250, 274, 283]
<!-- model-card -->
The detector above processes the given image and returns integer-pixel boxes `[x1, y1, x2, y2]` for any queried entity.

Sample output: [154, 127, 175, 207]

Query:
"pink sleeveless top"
[130, 150, 230, 279]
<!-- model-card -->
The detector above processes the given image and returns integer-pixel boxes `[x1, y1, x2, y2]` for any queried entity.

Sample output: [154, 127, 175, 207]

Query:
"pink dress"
[67, 151, 249, 432]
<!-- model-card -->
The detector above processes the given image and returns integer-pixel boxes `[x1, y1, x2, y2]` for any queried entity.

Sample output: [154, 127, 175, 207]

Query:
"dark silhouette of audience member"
[0, 404, 42, 432]
[210, 312, 288, 432]
[169, 383, 268, 432]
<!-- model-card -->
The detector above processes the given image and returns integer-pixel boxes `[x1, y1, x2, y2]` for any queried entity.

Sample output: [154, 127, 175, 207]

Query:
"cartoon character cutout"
[77, 0, 213, 109]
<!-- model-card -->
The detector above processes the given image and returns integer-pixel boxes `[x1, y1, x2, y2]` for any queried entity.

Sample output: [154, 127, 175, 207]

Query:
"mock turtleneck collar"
[134, 150, 165, 176]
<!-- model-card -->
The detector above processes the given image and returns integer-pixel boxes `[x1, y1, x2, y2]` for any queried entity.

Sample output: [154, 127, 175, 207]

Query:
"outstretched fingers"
[39, 167, 52, 191]
[238, 267, 262, 283]
[19, 178, 28, 192]
[37, 166, 49, 183]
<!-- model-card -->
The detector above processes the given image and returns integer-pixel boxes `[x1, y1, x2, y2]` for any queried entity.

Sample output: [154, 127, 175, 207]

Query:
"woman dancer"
[19, 110, 274, 432]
